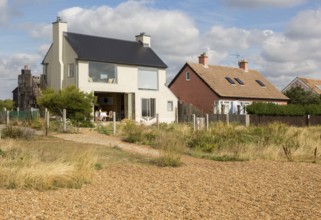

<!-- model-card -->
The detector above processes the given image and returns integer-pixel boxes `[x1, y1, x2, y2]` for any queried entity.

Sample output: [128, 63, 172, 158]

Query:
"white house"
[42, 17, 178, 123]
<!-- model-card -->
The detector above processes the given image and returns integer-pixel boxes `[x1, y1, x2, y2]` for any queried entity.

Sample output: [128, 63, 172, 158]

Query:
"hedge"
[246, 103, 321, 116]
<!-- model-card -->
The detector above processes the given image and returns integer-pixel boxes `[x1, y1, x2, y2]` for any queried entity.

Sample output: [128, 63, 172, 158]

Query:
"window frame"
[225, 77, 236, 84]
[138, 67, 159, 90]
[256, 79, 266, 87]
[234, 78, 244, 85]
[186, 71, 190, 81]
[88, 61, 117, 83]
[67, 63, 75, 78]
[167, 101, 173, 111]
[142, 98, 156, 119]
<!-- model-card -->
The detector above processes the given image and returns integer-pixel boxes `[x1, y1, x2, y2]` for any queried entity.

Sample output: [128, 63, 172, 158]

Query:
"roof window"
[234, 78, 244, 85]
[256, 80, 266, 87]
[225, 77, 235, 84]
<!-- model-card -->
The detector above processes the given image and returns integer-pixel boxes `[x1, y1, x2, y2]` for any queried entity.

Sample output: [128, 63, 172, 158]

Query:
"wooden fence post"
[113, 112, 116, 135]
[63, 109, 67, 132]
[6, 110, 9, 128]
[206, 114, 209, 131]
[193, 114, 196, 131]
[175, 107, 178, 123]
[245, 114, 250, 127]
[45, 108, 49, 136]
[156, 113, 159, 127]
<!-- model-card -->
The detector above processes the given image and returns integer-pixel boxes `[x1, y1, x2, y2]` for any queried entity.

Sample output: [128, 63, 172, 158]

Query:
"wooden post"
[245, 114, 250, 127]
[193, 114, 196, 131]
[175, 107, 178, 123]
[206, 114, 209, 131]
[156, 113, 159, 127]
[63, 109, 67, 132]
[113, 112, 116, 135]
[45, 109, 49, 136]
[6, 110, 9, 128]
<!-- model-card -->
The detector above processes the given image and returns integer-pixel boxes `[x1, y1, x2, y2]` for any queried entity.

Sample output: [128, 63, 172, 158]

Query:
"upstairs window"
[138, 67, 158, 90]
[225, 77, 235, 84]
[256, 80, 266, 87]
[89, 62, 117, 83]
[234, 78, 244, 85]
[186, 72, 190, 81]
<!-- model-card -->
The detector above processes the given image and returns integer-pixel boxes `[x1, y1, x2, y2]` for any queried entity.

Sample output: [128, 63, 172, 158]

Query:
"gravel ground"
[0, 129, 320, 219]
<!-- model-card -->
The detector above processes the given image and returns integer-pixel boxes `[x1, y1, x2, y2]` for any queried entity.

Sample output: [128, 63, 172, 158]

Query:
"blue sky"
[0, 0, 321, 99]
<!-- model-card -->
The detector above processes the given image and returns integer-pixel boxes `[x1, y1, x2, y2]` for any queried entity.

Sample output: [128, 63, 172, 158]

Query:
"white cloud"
[0, 0, 8, 24]
[224, 0, 306, 8]
[55, 1, 200, 76]
[286, 9, 321, 39]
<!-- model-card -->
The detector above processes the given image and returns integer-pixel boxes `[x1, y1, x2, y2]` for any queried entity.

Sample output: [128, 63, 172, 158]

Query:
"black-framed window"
[256, 80, 266, 87]
[234, 78, 244, 85]
[225, 77, 235, 84]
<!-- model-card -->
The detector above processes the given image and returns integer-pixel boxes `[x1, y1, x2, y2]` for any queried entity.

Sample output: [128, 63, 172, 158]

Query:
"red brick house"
[168, 53, 289, 114]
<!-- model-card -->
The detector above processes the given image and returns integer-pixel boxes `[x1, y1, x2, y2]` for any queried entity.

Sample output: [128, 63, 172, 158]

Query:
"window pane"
[167, 101, 173, 111]
[142, 98, 156, 118]
[225, 77, 235, 84]
[186, 72, 190, 80]
[138, 68, 158, 90]
[89, 62, 117, 83]
[142, 99, 149, 117]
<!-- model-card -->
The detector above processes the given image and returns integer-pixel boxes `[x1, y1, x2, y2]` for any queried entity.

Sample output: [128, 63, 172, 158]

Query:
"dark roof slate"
[64, 32, 167, 68]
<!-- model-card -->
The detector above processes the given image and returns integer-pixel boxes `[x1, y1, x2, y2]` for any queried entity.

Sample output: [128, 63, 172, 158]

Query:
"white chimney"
[135, 32, 151, 47]
[52, 17, 67, 89]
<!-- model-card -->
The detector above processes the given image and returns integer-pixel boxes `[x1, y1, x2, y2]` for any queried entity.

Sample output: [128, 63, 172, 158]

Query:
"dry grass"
[0, 137, 98, 190]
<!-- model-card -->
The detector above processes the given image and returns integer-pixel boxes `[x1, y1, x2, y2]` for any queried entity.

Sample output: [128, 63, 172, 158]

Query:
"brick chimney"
[21, 65, 31, 75]
[238, 60, 248, 72]
[198, 52, 208, 67]
[136, 32, 151, 47]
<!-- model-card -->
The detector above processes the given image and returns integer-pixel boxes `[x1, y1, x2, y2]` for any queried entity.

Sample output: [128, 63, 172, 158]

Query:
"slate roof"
[171, 62, 289, 101]
[297, 77, 321, 95]
[63, 32, 167, 68]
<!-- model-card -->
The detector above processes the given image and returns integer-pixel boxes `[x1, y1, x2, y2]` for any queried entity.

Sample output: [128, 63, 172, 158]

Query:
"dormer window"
[186, 72, 190, 81]
[225, 77, 235, 84]
[256, 80, 266, 87]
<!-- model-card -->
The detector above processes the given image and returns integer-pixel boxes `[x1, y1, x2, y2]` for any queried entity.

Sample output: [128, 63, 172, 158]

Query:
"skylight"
[234, 78, 244, 85]
[316, 85, 321, 91]
[225, 77, 235, 84]
[256, 80, 266, 87]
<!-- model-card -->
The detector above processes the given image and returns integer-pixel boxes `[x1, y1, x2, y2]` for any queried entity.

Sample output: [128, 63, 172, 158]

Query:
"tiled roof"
[64, 32, 167, 69]
[187, 62, 289, 100]
[297, 77, 321, 94]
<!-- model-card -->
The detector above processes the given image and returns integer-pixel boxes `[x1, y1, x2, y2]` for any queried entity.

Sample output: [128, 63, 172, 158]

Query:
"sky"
[0, 0, 321, 99]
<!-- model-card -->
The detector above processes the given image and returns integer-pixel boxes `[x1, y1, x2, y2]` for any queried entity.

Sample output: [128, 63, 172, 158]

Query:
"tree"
[37, 86, 97, 123]
[0, 99, 14, 110]
[283, 86, 321, 105]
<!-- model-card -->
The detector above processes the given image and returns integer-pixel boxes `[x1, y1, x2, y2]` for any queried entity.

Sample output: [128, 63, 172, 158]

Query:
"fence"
[178, 113, 321, 127]
[0, 110, 39, 123]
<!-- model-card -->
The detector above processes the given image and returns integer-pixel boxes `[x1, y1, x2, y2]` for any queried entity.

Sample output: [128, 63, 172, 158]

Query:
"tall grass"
[118, 120, 321, 163]
[0, 138, 98, 190]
